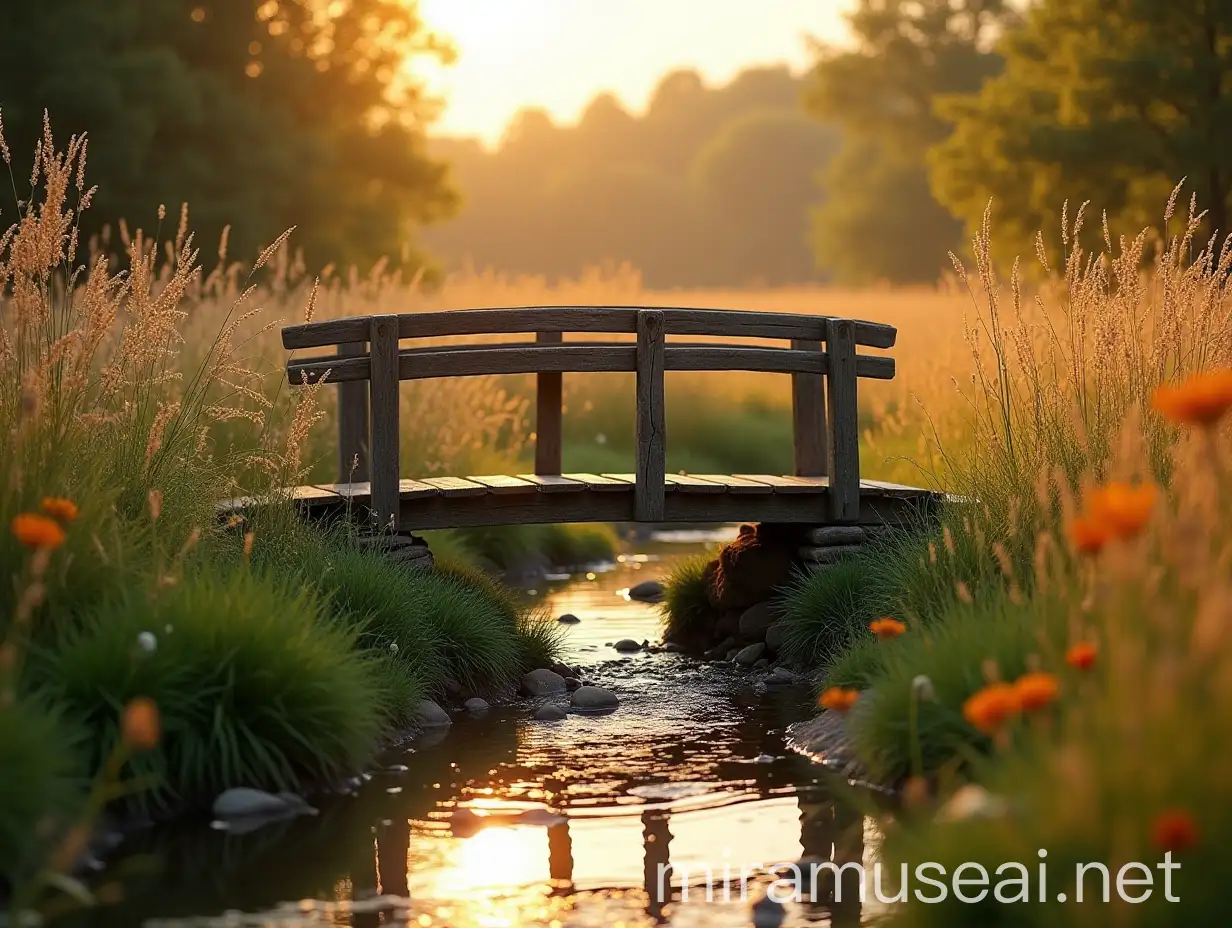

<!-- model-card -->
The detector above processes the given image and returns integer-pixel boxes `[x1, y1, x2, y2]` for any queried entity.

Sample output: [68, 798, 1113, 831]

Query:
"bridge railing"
[281, 306, 897, 529]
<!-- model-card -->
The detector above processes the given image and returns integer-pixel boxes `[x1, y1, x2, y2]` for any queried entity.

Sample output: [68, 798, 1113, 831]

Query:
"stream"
[69, 530, 886, 928]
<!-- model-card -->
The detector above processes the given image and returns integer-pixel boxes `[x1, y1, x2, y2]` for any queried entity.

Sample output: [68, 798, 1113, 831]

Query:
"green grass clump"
[426, 522, 618, 572]
[44, 569, 386, 812]
[0, 697, 85, 885]
[776, 554, 896, 668]
[842, 590, 1067, 784]
[660, 551, 717, 650]
[533, 522, 618, 567]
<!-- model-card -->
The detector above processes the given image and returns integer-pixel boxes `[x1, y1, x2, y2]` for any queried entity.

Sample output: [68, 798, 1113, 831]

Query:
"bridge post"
[535, 330, 563, 475]
[368, 315, 401, 532]
[791, 338, 828, 477]
[335, 341, 371, 484]
[825, 319, 861, 522]
[635, 310, 666, 521]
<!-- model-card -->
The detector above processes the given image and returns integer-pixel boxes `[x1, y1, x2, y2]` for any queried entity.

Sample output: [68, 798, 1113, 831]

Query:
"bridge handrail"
[280, 305, 898, 530]
[281, 305, 897, 350]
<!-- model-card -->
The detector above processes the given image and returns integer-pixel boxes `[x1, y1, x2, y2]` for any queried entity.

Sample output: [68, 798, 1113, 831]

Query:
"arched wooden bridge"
[224, 306, 940, 530]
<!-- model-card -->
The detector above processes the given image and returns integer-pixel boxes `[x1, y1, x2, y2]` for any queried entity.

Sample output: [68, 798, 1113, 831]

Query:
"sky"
[415, 0, 855, 145]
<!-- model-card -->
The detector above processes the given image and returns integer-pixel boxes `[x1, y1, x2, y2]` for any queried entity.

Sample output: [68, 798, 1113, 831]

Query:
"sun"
[418, 0, 545, 53]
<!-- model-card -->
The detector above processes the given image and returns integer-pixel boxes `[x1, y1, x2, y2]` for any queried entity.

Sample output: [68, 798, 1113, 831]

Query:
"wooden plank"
[635, 309, 667, 522]
[517, 473, 588, 493]
[569, 473, 633, 491]
[398, 479, 441, 499]
[664, 474, 726, 493]
[368, 315, 401, 531]
[826, 318, 861, 523]
[535, 330, 563, 475]
[334, 341, 370, 483]
[733, 474, 829, 494]
[469, 475, 538, 495]
[690, 474, 775, 495]
[420, 476, 489, 497]
[791, 337, 828, 478]
[282, 307, 897, 351]
[286, 345, 895, 385]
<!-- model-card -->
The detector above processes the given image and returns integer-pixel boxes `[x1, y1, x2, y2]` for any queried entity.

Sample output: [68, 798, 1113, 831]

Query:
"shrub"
[44, 569, 386, 812]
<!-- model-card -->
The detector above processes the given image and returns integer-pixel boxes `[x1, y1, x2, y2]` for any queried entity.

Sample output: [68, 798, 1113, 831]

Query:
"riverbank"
[0, 137, 584, 915]
[658, 210, 1232, 924]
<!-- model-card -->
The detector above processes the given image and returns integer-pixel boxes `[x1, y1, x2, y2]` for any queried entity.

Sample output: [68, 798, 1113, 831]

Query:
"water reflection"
[72, 540, 880, 928]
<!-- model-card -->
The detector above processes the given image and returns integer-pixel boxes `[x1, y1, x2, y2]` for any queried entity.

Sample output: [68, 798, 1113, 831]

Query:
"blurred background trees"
[0, 0, 457, 269]
[3, 0, 1231, 283]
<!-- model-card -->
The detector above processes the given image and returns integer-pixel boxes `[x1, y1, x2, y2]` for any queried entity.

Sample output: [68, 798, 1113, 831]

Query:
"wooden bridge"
[252, 306, 939, 531]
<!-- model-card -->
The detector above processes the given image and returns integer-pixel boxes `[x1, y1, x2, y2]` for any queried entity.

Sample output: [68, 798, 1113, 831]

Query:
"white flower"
[164, 624, 174, 634]
[912, 674, 935, 702]
[595, 433, 607, 445]
[137, 631, 158, 654]
[389, 642, 399, 653]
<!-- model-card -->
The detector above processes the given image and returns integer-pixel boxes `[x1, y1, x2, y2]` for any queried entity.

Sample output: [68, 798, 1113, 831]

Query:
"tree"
[805, 0, 1016, 283]
[691, 111, 840, 284]
[931, 0, 1232, 267]
[0, 0, 457, 270]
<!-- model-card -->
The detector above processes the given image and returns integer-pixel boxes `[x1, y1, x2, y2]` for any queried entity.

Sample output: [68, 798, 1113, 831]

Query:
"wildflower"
[1151, 369, 1232, 427]
[40, 497, 78, 522]
[1014, 672, 1060, 713]
[962, 683, 1021, 734]
[137, 631, 157, 654]
[242, 531, 254, 560]
[1067, 515, 1111, 556]
[11, 513, 66, 550]
[819, 687, 859, 714]
[1151, 808, 1199, 853]
[911, 675, 936, 702]
[389, 642, 400, 653]
[1085, 482, 1156, 539]
[148, 489, 163, 521]
[1066, 641, 1098, 671]
[121, 697, 161, 751]
[225, 514, 245, 529]
[870, 617, 907, 640]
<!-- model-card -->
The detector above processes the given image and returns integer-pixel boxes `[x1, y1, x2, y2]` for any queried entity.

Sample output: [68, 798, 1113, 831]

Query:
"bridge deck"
[219, 473, 942, 530]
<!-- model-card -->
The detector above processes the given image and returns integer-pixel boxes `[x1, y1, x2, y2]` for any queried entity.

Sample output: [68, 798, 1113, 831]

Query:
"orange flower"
[40, 497, 78, 523]
[1014, 672, 1060, 712]
[870, 618, 906, 640]
[11, 513, 66, 550]
[962, 683, 1021, 734]
[819, 687, 860, 714]
[1085, 482, 1156, 539]
[1152, 369, 1232, 427]
[1066, 641, 1098, 671]
[121, 697, 161, 751]
[1151, 808, 1199, 853]
[1068, 515, 1111, 556]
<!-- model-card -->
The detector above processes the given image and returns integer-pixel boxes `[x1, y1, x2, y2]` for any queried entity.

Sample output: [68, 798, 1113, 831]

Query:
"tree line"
[3, 1, 1230, 284]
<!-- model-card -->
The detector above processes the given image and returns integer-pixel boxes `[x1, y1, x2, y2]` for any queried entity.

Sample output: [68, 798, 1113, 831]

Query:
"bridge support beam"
[635, 310, 666, 521]
[825, 319, 861, 523]
[369, 314, 402, 532]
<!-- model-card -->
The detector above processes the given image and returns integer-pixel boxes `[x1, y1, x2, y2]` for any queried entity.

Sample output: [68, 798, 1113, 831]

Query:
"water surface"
[76, 531, 884, 927]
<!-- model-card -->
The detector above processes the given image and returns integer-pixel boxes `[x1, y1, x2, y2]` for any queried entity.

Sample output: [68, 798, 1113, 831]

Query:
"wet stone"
[613, 639, 642, 652]
[570, 685, 619, 711]
[735, 643, 767, 666]
[464, 697, 490, 714]
[520, 668, 567, 696]
[414, 699, 452, 728]
[534, 703, 568, 722]
[628, 580, 665, 602]
[557, 613, 581, 624]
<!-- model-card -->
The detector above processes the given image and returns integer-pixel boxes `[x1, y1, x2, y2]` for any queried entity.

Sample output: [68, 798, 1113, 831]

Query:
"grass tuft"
[44, 568, 386, 812]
